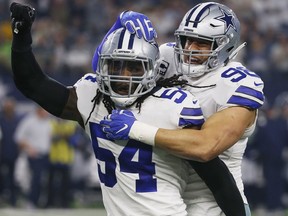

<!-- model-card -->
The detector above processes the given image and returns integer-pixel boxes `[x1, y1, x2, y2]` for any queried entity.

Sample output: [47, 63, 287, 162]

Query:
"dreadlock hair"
[85, 75, 189, 126]
[85, 89, 116, 125]
[156, 74, 188, 88]
[128, 75, 189, 112]
[157, 74, 216, 89]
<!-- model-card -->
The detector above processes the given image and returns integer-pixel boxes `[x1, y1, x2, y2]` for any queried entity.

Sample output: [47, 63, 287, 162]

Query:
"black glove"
[10, 2, 36, 52]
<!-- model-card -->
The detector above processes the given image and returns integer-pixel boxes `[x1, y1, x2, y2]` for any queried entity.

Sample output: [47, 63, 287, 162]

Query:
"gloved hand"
[121, 11, 157, 42]
[10, 2, 36, 51]
[100, 110, 136, 140]
[92, 10, 157, 72]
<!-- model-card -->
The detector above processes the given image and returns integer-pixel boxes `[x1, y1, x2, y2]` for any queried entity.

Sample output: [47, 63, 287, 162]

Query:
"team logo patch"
[158, 60, 170, 76]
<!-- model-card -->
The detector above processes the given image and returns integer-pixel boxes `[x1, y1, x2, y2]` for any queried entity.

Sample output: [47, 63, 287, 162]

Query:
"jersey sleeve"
[154, 87, 205, 128]
[213, 63, 265, 110]
[179, 96, 204, 128]
[73, 73, 97, 88]
[73, 73, 99, 123]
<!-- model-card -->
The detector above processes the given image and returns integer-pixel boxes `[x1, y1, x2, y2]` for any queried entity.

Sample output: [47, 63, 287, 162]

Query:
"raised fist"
[10, 2, 35, 35]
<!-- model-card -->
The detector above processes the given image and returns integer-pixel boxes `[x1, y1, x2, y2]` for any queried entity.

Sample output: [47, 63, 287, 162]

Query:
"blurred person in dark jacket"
[0, 97, 23, 206]
[249, 94, 288, 216]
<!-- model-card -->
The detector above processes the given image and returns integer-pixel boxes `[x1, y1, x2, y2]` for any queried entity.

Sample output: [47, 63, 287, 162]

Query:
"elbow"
[196, 152, 218, 162]
[194, 132, 227, 162]
[14, 78, 31, 97]
[189, 142, 221, 162]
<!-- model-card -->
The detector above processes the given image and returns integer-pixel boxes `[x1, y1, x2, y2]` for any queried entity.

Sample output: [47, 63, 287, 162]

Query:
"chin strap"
[229, 42, 247, 61]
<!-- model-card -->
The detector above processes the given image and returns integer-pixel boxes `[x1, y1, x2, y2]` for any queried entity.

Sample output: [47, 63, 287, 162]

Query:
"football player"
[100, 2, 265, 216]
[10, 2, 206, 215]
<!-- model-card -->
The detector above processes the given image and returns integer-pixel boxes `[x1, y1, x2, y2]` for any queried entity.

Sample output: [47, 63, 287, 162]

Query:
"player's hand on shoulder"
[100, 110, 136, 140]
[10, 2, 35, 35]
[120, 11, 157, 41]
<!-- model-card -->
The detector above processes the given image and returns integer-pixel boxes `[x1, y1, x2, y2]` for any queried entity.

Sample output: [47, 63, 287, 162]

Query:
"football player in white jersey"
[100, 2, 265, 216]
[73, 28, 203, 215]
[10, 2, 208, 215]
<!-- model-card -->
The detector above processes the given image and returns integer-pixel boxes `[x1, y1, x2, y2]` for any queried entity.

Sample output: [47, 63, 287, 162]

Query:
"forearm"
[155, 109, 249, 161]
[12, 50, 69, 117]
[10, 2, 70, 117]
[189, 158, 245, 216]
[127, 121, 221, 162]
[155, 128, 221, 162]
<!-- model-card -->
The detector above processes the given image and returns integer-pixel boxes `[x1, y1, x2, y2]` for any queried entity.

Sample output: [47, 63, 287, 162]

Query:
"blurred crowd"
[0, 98, 100, 209]
[0, 0, 288, 215]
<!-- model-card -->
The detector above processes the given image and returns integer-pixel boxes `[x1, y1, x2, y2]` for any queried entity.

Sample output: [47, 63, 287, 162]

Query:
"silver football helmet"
[174, 2, 245, 77]
[96, 28, 159, 107]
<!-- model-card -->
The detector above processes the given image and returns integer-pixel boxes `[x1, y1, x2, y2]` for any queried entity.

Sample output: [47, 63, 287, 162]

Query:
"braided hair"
[156, 74, 187, 88]
[84, 75, 188, 125]
[85, 89, 116, 125]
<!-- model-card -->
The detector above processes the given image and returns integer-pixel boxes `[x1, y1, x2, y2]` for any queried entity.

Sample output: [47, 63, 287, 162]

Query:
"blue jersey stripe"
[235, 86, 264, 101]
[179, 118, 204, 127]
[179, 107, 204, 127]
[181, 107, 203, 117]
[227, 95, 264, 109]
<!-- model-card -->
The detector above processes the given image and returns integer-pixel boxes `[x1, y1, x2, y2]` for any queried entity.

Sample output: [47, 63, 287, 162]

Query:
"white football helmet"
[174, 2, 245, 77]
[96, 28, 159, 107]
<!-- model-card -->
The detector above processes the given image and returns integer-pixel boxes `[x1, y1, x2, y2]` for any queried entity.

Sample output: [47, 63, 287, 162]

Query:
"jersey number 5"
[89, 122, 157, 193]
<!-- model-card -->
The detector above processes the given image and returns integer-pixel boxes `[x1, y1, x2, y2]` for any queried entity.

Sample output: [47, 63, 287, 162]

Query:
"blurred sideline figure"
[14, 106, 52, 208]
[46, 118, 77, 208]
[0, 97, 23, 206]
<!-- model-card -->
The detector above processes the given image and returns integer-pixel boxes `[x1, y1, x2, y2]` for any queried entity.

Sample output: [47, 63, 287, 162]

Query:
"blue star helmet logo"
[215, 8, 237, 33]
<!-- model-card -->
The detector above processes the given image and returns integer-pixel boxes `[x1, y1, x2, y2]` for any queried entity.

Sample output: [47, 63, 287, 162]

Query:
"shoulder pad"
[154, 87, 204, 127]
[213, 62, 265, 109]
[74, 73, 97, 87]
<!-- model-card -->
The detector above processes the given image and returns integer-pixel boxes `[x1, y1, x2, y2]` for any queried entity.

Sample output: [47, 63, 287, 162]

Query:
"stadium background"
[1, 0, 288, 215]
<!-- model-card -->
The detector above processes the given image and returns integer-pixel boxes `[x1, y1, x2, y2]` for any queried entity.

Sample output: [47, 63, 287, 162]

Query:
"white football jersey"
[159, 43, 265, 216]
[74, 73, 204, 216]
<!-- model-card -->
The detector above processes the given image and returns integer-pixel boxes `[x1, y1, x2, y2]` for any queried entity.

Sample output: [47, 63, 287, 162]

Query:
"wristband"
[129, 121, 158, 146]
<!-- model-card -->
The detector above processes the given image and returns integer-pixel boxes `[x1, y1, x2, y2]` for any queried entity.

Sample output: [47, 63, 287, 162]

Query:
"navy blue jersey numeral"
[221, 67, 259, 82]
[89, 122, 157, 192]
[119, 140, 156, 192]
[161, 88, 187, 103]
[85, 75, 97, 83]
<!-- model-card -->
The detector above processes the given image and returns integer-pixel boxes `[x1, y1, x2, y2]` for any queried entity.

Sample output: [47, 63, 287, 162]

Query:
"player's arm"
[101, 106, 256, 161]
[184, 123, 246, 215]
[10, 3, 83, 126]
[189, 157, 245, 216]
[156, 106, 256, 161]
[101, 109, 247, 215]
